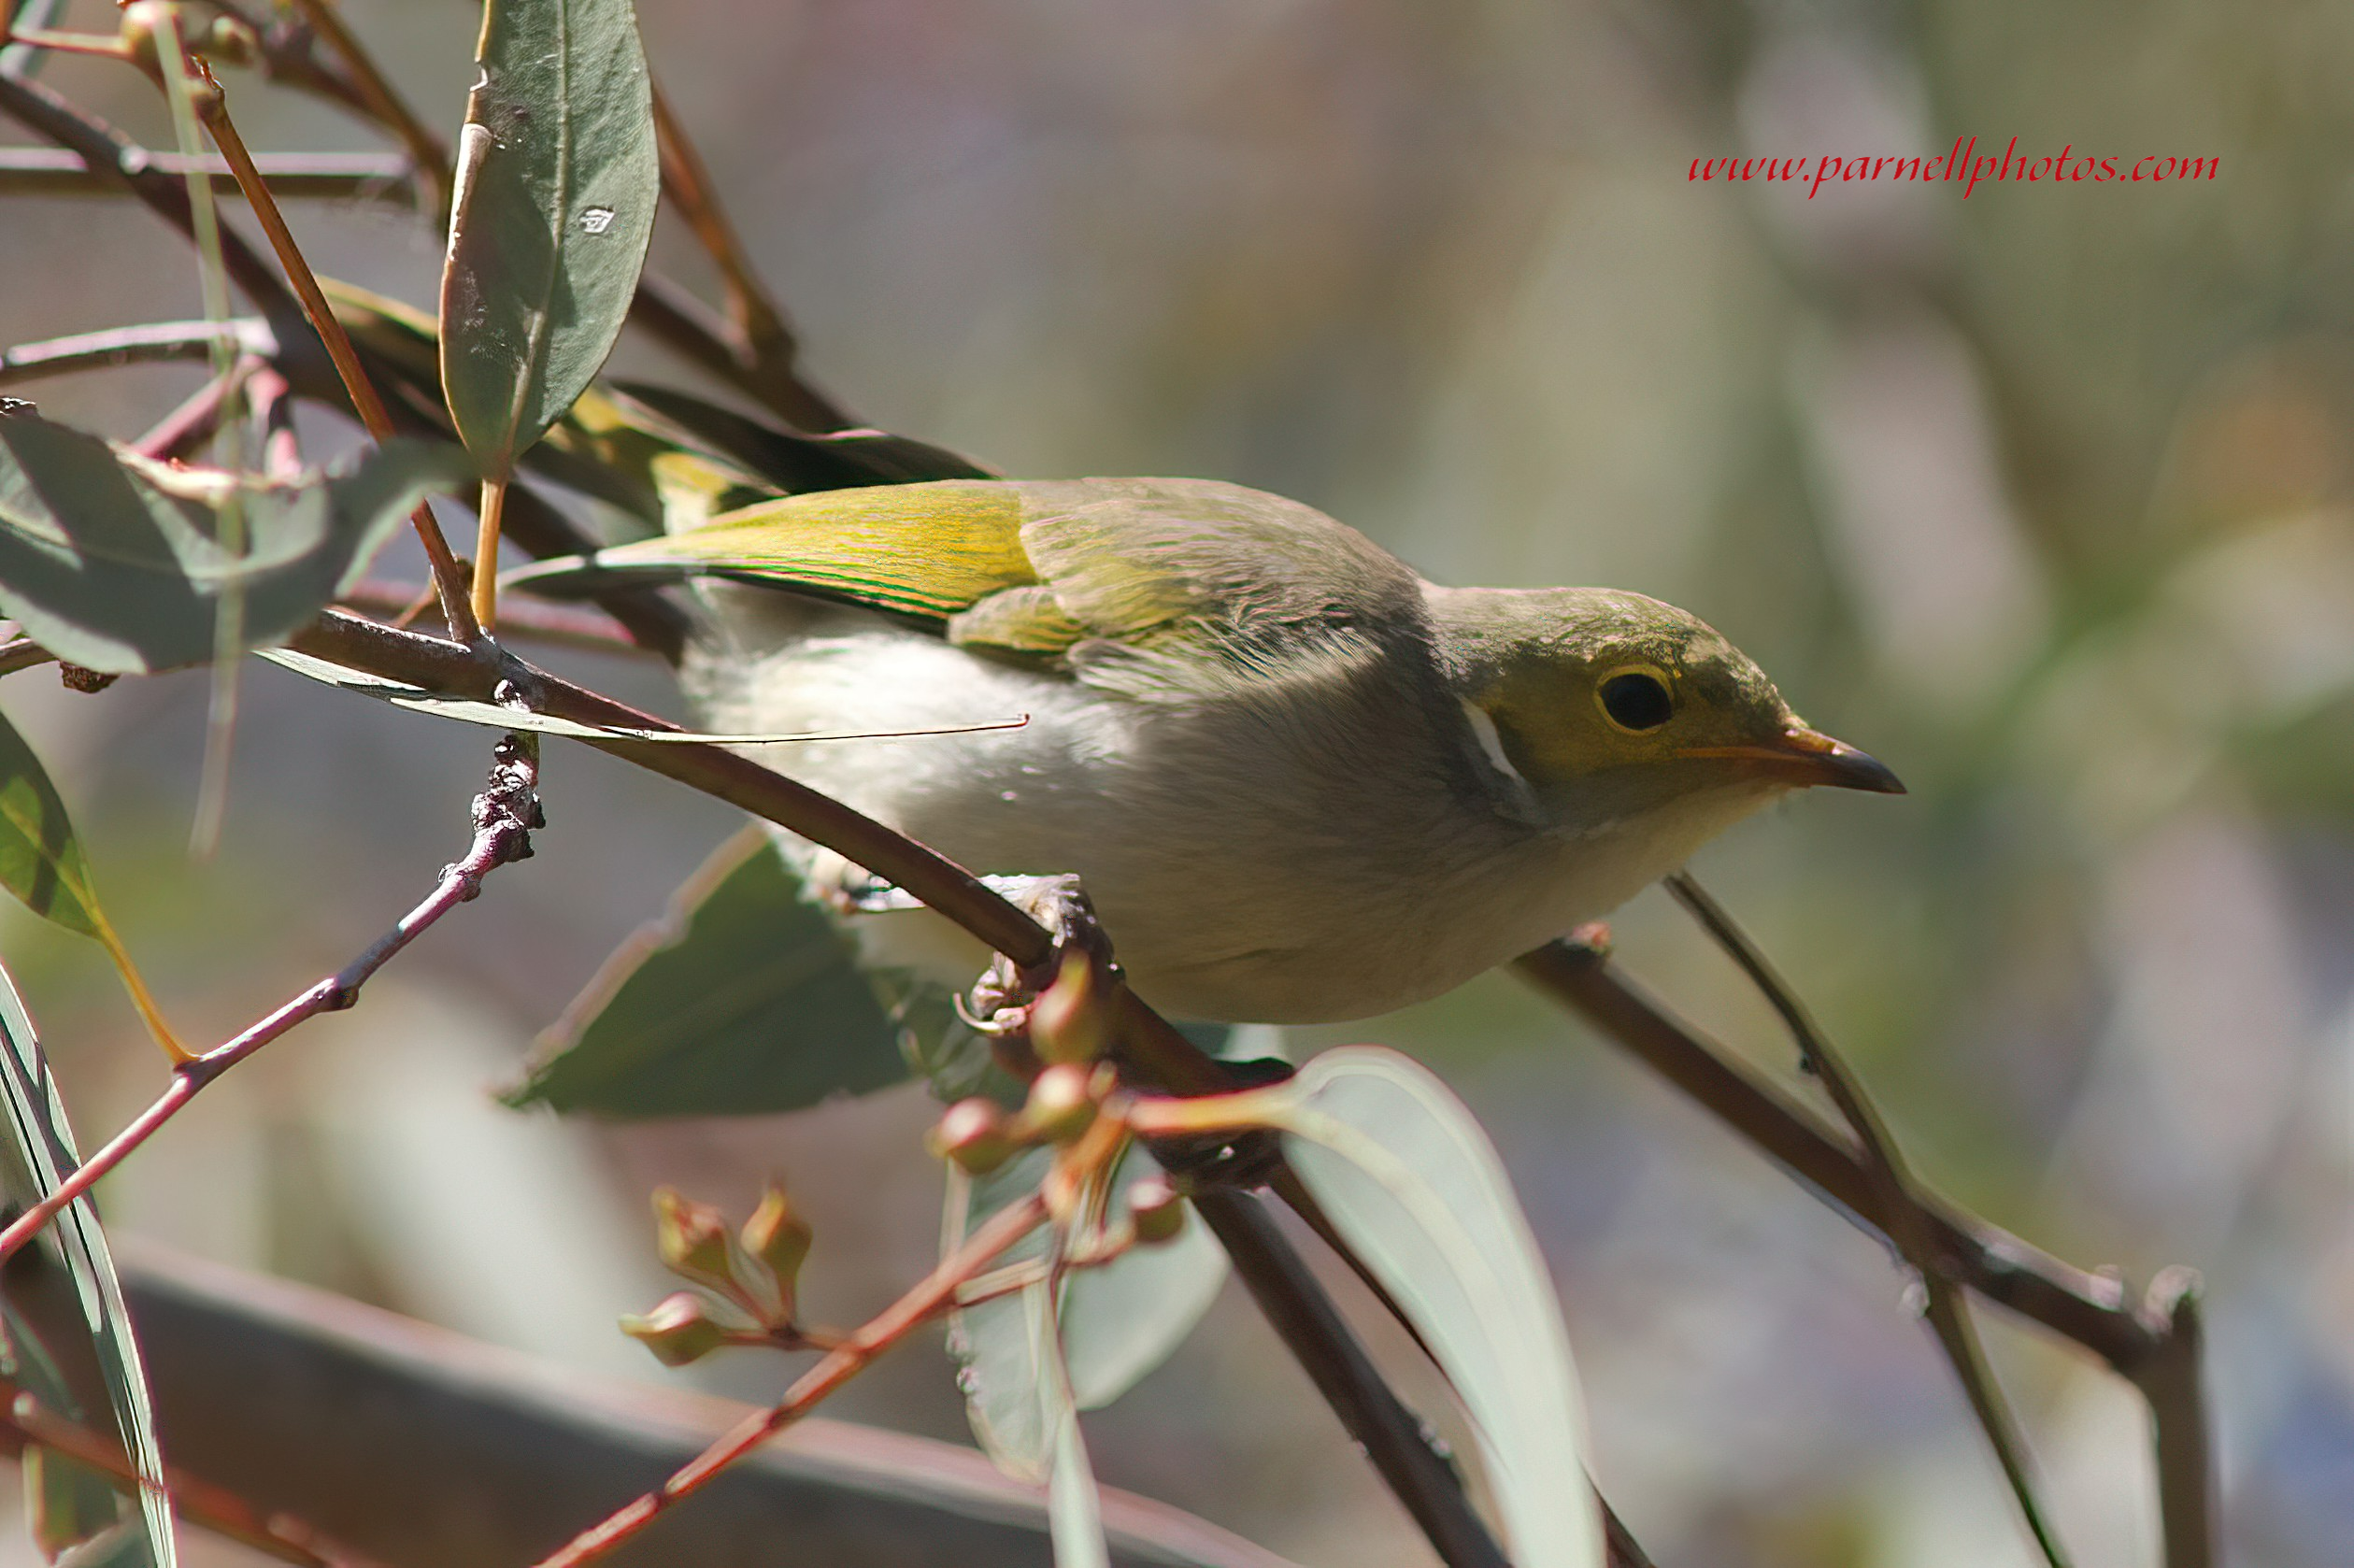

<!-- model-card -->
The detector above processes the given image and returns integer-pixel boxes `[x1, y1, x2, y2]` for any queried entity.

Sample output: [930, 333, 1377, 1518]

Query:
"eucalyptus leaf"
[0, 963, 175, 1566]
[323, 278, 689, 529]
[949, 1144, 1224, 1480]
[1035, 1276, 1110, 1568]
[0, 412, 472, 674]
[439, 0, 660, 474]
[1272, 1048, 1601, 1568]
[506, 830, 906, 1118]
[607, 383, 994, 492]
[0, 711, 179, 1057]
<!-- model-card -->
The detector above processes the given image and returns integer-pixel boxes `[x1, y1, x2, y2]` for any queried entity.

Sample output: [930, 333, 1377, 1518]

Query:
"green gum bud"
[652, 1187, 737, 1290]
[1022, 1062, 1099, 1144]
[1029, 948, 1110, 1064]
[1127, 1174, 1187, 1245]
[927, 1098, 1020, 1174]
[620, 1291, 728, 1367]
[741, 1184, 813, 1295]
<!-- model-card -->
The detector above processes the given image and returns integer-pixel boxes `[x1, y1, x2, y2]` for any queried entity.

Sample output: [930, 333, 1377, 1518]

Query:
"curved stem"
[193, 86, 478, 644]
[532, 1193, 1049, 1568]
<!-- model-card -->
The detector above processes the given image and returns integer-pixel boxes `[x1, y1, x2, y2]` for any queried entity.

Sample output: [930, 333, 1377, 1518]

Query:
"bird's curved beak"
[1676, 726, 1905, 794]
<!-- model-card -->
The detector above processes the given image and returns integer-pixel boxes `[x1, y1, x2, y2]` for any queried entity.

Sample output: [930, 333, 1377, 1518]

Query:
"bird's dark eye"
[1598, 670, 1674, 732]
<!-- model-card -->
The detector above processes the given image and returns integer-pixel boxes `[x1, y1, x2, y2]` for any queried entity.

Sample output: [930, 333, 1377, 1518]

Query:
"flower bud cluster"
[620, 1182, 820, 1367]
[927, 1060, 1190, 1252]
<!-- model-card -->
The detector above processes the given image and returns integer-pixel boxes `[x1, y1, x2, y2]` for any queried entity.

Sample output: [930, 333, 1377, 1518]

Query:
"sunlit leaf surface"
[0, 412, 469, 674]
[949, 1144, 1225, 1479]
[1275, 1047, 1601, 1568]
[0, 963, 174, 1565]
[506, 830, 906, 1118]
[439, 0, 660, 473]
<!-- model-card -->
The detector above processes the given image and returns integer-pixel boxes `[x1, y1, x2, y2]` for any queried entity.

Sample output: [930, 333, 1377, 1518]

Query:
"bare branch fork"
[1515, 929, 2216, 1568]
[1662, 873, 2069, 1568]
[530, 1192, 1051, 1568]
[0, 13, 2213, 1567]
[0, 734, 543, 1270]
[281, 611, 1521, 1567]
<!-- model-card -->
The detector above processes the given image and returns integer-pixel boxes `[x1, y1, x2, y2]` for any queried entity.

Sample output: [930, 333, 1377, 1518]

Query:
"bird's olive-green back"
[537, 477, 1428, 675]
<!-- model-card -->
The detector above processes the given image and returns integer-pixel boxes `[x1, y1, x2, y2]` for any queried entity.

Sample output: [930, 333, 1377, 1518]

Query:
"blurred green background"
[4, 0, 2352, 1563]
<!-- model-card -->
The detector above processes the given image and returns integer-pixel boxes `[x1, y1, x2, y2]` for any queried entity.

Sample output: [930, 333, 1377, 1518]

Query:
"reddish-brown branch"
[0, 147, 413, 198]
[0, 738, 538, 1268]
[647, 78, 848, 434]
[1516, 932, 2213, 1568]
[284, 609, 1515, 1568]
[282, 0, 450, 218]
[1663, 875, 2068, 1568]
[193, 79, 478, 643]
[0, 1386, 389, 1568]
[533, 1192, 1049, 1568]
[337, 583, 646, 656]
[0, 318, 275, 388]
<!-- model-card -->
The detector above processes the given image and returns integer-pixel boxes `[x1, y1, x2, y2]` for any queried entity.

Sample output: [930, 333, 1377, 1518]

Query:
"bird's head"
[1427, 586, 1902, 838]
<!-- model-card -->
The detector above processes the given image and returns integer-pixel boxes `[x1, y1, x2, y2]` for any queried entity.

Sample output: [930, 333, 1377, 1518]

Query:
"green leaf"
[1272, 1048, 1601, 1568]
[606, 383, 995, 492]
[322, 278, 695, 531]
[506, 830, 907, 1118]
[948, 1145, 1225, 1479]
[1034, 1274, 1110, 1568]
[0, 962, 175, 1566]
[0, 410, 472, 674]
[0, 711, 180, 1058]
[439, 0, 660, 475]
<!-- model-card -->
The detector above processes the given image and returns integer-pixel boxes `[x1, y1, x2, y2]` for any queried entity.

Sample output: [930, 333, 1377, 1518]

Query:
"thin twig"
[1193, 1191, 1510, 1568]
[1516, 937, 2162, 1361]
[532, 1192, 1050, 1568]
[133, 353, 262, 460]
[0, 637, 54, 679]
[196, 0, 390, 133]
[337, 583, 648, 656]
[0, 146, 414, 198]
[281, 0, 449, 218]
[647, 77, 846, 433]
[283, 609, 1531, 1568]
[1662, 873, 2068, 1567]
[627, 270, 850, 434]
[193, 78, 478, 644]
[0, 735, 539, 1267]
[0, 72, 292, 321]
[0, 318, 273, 389]
[0, 1386, 391, 1568]
[1520, 931, 2214, 1568]
[2137, 1268, 2215, 1568]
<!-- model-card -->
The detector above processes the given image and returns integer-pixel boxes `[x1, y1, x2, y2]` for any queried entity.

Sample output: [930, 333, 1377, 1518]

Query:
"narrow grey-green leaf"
[439, 0, 660, 473]
[1274, 1048, 1601, 1568]
[606, 383, 995, 492]
[1035, 1275, 1110, 1568]
[506, 830, 906, 1118]
[0, 962, 176, 1566]
[0, 710, 107, 943]
[949, 1144, 1224, 1480]
[0, 411, 472, 673]
[0, 711, 182, 1059]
